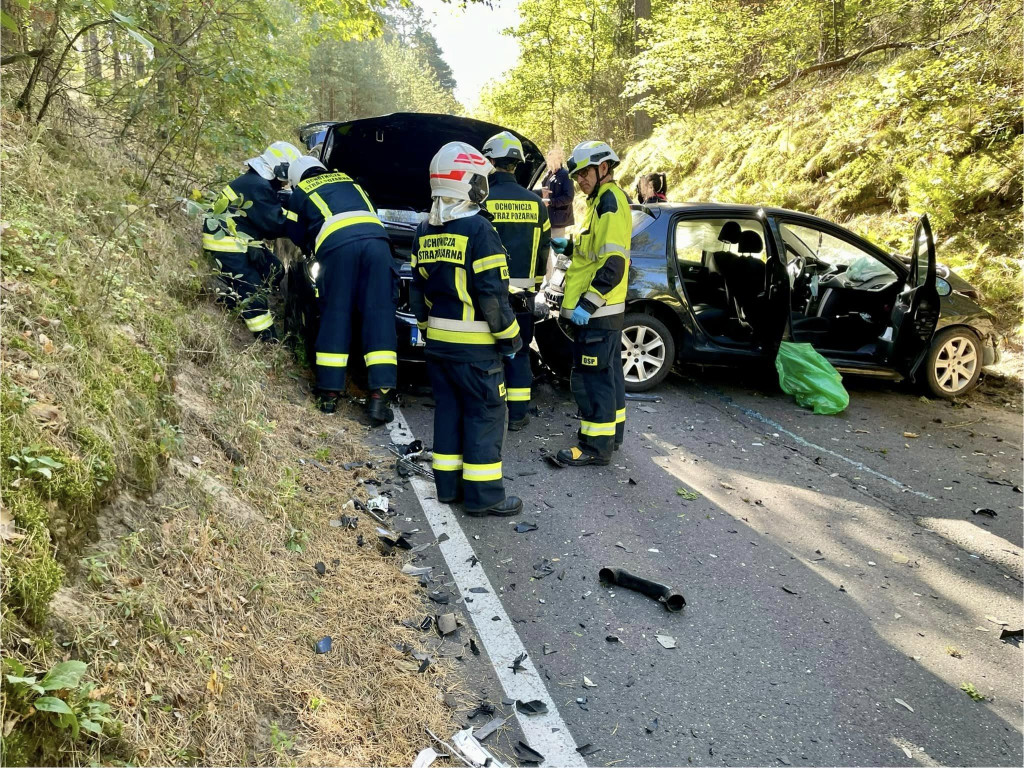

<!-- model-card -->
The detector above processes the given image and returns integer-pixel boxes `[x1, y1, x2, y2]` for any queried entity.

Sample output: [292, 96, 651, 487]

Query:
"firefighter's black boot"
[556, 446, 610, 467]
[317, 390, 340, 414]
[366, 389, 393, 425]
[465, 495, 522, 518]
[508, 414, 530, 432]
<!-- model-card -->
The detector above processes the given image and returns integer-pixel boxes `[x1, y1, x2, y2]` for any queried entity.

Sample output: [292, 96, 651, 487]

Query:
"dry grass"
[1, 111, 457, 765]
[53, 347, 458, 766]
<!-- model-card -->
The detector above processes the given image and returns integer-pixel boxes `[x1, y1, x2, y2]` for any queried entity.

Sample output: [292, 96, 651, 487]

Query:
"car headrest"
[718, 221, 742, 244]
[738, 230, 763, 254]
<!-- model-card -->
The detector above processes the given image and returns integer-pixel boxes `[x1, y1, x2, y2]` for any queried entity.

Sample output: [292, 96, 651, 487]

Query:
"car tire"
[282, 263, 318, 369]
[924, 327, 983, 399]
[622, 313, 675, 392]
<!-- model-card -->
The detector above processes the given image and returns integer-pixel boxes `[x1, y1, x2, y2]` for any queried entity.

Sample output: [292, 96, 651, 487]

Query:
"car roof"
[639, 201, 848, 229]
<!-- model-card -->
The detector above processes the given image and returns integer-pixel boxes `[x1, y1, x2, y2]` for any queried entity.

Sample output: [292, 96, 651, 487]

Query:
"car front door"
[759, 214, 791, 353]
[887, 215, 940, 372]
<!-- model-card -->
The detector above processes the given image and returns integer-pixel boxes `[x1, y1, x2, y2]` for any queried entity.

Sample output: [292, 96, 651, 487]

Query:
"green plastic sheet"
[775, 341, 849, 415]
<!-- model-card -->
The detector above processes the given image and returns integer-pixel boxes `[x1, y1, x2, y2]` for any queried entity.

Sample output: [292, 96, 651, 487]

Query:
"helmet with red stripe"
[429, 141, 493, 204]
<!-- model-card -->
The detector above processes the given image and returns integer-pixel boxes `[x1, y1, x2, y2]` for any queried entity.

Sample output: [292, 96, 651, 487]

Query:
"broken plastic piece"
[515, 699, 548, 716]
[451, 728, 507, 768]
[402, 563, 433, 577]
[543, 453, 567, 468]
[656, 634, 677, 649]
[412, 747, 440, 768]
[577, 743, 602, 756]
[314, 561, 326, 576]
[509, 652, 527, 674]
[514, 741, 544, 765]
[599, 567, 686, 612]
[514, 521, 538, 533]
[469, 638, 480, 656]
[473, 716, 504, 742]
[646, 717, 659, 733]
[999, 627, 1023, 647]
[972, 507, 998, 517]
[314, 636, 332, 654]
[367, 495, 389, 513]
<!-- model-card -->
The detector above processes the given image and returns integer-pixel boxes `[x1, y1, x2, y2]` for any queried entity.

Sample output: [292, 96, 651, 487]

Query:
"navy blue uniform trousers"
[571, 326, 626, 459]
[314, 238, 397, 392]
[502, 309, 534, 422]
[208, 245, 282, 337]
[427, 356, 507, 512]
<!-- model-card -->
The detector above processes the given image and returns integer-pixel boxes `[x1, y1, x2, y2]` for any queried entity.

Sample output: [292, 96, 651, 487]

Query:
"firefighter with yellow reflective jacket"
[284, 156, 398, 423]
[481, 131, 550, 431]
[202, 142, 303, 341]
[409, 142, 524, 518]
[553, 140, 630, 466]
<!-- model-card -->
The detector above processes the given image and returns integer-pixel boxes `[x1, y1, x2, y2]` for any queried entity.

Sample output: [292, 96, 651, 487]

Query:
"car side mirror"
[935, 277, 952, 297]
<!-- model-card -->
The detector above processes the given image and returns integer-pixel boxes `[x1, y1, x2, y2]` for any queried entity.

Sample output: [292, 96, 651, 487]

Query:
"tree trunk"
[110, 29, 121, 82]
[86, 29, 102, 81]
[16, 0, 64, 113]
[632, 0, 653, 141]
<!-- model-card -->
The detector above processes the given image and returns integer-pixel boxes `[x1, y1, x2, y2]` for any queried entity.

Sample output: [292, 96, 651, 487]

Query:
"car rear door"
[887, 215, 940, 372]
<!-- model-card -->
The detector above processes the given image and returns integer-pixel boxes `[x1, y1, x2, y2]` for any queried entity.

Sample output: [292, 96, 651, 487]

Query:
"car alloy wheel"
[622, 319, 669, 388]
[932, 333, 979, 395]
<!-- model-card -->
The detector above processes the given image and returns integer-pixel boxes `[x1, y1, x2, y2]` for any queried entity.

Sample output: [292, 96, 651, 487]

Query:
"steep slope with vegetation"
[479, 0, 1022, 332]
[618, 45, 1021, 332]
[0, 113, 455, 767]
[0, 0, 470, 763]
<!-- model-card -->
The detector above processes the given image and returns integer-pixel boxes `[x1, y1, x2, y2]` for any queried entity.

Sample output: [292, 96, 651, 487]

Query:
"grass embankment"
[1, 116, 452, 764]
[619, 46, 1022, 338]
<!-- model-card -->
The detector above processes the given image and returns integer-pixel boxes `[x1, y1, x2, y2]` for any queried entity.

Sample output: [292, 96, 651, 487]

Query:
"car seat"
[694, 222, 743, 334]
[726, 230, 766, 330]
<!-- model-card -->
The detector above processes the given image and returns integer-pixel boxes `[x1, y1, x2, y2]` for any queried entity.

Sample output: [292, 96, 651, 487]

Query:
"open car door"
[887, 215, 940, 373]
[758, 214, 791, 354]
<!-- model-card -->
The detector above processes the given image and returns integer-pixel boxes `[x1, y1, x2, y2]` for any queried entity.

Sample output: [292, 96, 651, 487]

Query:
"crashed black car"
[278, 113, 545, 377]
[536, 204, 1001, 398]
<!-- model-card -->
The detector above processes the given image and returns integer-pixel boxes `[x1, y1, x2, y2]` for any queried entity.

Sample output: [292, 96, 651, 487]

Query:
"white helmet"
[481, 131, 525, 164]
[246, 141, 303, 181]
[287, 155, 326, 189]
[429, 141, 493, 203]
[566, 140, 620, 178]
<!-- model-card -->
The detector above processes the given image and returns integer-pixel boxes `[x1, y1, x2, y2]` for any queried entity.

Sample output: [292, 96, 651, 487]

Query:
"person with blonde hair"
[541, 146, 574, 239]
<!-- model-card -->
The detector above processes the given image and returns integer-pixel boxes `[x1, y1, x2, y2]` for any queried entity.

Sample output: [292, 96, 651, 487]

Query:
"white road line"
[713, 392, 938, 501]
[387, 407, 587, 767]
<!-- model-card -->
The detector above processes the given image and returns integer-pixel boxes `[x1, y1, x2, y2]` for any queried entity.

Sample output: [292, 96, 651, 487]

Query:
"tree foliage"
[0, 0, 459, 191]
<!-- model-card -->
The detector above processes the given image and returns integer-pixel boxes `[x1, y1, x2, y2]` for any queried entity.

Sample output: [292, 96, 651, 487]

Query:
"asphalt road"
[379, 367, 1023, 767]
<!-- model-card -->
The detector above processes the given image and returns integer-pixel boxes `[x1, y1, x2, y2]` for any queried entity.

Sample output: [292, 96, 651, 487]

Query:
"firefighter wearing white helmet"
[481, 131, 550, 431]
[409, 141, 524, 518]
[552, 139, 630, 466]
[283, 154, 398, 423]
[202, 141, 303, 341]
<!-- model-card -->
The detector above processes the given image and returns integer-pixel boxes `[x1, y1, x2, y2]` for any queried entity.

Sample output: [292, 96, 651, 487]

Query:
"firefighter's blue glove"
[571, 305, 592, 326]
[551, 237, 569, 254]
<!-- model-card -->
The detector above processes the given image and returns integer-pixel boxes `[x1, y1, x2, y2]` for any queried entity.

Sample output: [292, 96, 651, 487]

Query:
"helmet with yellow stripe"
[566, 140, 620, 179]
[247, 141, 303, 182]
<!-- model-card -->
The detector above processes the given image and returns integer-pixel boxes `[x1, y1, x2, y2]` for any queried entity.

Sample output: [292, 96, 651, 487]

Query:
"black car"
[537, 203, 1001, 398]
[279, 113, 545, 375]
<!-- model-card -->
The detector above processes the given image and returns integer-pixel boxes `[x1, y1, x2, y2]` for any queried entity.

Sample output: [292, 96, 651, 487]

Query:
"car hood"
[310, 113, 545, 212]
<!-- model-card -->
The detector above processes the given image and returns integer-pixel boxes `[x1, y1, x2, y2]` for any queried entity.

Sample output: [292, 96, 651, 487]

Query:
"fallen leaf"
[892, 553, 910, 564]
[0, 507, 23, 542]
[582, 676, 596, 688]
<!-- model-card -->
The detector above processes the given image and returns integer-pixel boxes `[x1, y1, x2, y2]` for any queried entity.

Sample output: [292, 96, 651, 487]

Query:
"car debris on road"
[599, 567, 686, 612]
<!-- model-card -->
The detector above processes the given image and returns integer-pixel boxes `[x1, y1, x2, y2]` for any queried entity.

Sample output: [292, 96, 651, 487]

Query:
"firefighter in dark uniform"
[285, 156, 398, 424]
[480, 131, 550, 431]
[553, 141, 630, 466]
[409, 142, 524, 517]
[202, 141, 303, 340]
